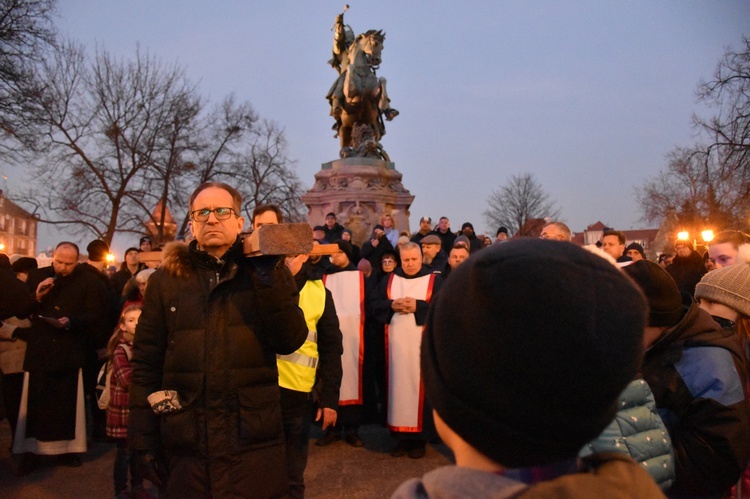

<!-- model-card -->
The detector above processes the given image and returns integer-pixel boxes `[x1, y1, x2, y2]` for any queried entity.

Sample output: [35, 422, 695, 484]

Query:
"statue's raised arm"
[325, 6, 399, 161]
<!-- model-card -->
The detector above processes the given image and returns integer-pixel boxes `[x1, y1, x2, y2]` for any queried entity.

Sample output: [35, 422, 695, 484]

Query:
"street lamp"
[675, 229, 714, 253]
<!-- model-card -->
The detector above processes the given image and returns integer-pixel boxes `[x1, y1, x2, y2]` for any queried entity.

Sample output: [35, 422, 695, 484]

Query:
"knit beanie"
[11, 257, 38, 274]
[334, 239, 354, 263]
[625, 242, 645, 258]
[86, 240, 110, 262]
[622, 261, 684, 327]
[422, 239, 646, 467]
[694, 245, 750, 317]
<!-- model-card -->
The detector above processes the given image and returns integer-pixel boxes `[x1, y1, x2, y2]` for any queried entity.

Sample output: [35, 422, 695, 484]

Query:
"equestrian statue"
[326, 6, 399, 161]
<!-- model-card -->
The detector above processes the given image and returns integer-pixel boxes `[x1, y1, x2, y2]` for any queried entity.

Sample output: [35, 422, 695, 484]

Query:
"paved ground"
[0, 420, 452, 498]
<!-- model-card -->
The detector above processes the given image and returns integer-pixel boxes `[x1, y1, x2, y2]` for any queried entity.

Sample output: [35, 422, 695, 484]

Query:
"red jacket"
[106, 339, 133, 439]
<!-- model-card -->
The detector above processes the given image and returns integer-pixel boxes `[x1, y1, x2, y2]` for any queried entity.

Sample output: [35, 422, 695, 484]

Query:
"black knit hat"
[334, 239, 354, 263]
[11, 257, 38, 274]
[86, 240, 110, 262]
[422, 239, 646, 467]
[622, 260, 684, 327]
[625, 242, 645, 258]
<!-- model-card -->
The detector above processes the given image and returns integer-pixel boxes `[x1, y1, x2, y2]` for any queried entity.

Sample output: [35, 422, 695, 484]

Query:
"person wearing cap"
[410, 216, 433, 245]
[322, 212, 345, 244]
[494, 226, 509, 243]
[459, 222, 482, 253]
[625, 242, 646, 262]
[11, 256, 38, 283]
[112, 247, 147, 301]
[392, 239, 663, 496]
[373, 242, 442, 459]
[694, 245, 750, 495]
[624, 260, 750, 496]
[708, 230, 750, 269]
[666, 239, 706, 304]
[341, 228, 360, 264]
[361, 224, 395, 270]
[420, 234, 446, 274]
[318, 239, 366, 448]
[138, 237, 152, 253]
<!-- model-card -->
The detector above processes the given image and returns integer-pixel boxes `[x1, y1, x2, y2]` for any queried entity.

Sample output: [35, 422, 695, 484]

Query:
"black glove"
[133, 450, 168, 491]
[248, 255, 285, 287]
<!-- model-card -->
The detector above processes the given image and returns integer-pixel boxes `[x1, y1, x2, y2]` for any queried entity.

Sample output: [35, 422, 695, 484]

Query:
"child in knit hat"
[392, 239, 664, 497]
[694, 245, 750, 496]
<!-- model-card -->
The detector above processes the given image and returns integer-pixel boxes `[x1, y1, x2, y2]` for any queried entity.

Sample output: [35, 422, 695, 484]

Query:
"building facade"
[0, 190, 38, 257]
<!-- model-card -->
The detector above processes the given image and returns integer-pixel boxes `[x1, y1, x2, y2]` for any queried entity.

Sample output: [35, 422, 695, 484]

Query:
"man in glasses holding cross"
[129, 182, 307, 497]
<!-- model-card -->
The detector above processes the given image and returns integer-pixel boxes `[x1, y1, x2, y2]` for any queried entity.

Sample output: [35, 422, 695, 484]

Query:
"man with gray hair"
[540, 221, 572, 242]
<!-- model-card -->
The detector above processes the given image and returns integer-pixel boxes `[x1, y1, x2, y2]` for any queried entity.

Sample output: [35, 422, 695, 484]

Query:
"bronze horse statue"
[327, 13, 398, 159]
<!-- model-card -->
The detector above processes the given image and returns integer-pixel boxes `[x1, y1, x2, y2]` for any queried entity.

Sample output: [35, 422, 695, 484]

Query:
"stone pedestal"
[301, 158, 414, 247]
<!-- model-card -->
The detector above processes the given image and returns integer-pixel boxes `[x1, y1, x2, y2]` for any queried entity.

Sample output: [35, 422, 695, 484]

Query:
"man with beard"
[419, 235, 447, 274]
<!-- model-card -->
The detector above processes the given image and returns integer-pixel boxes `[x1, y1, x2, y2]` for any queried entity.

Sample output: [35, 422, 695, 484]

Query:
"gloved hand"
[133, 450, 168, 491]
[248, 255, 285, 287]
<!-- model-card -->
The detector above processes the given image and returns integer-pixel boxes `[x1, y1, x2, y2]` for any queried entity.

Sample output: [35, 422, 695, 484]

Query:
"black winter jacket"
[642, 303, 750, 497]
[129, 240, 307, 498]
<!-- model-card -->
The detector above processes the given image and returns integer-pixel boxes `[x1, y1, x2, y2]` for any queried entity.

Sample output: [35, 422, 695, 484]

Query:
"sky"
[5, 1, 749, 255]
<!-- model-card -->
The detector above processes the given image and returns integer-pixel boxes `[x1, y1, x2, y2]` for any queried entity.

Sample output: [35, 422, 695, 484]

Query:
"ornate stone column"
[301, 157, 414, 247]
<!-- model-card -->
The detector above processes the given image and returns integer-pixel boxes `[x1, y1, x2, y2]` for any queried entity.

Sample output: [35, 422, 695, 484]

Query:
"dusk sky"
[6, 1, 749, 254]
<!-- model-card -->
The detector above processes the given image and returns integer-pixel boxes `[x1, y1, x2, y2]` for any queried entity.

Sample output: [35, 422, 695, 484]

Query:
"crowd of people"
[1, 192, 749, 498]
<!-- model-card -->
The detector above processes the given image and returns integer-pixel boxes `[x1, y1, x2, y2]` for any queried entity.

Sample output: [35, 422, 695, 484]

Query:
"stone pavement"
[0, 420, 452, 498]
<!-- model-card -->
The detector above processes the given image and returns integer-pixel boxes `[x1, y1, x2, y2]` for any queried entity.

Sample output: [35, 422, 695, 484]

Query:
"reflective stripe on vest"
[277, 280, 325, 393]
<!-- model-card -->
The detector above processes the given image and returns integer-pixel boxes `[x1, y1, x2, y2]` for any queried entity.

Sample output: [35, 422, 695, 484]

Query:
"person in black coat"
[129, 182, 307, 497]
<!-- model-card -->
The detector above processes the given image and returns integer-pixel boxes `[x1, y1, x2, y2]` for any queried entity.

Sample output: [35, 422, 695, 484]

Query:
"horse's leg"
[378, 77, 399, 121]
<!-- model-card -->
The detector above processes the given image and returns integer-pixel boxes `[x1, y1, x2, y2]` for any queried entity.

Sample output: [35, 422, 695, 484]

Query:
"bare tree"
[15, 42, 201, 245]
[484, 173, 560, 236]
[11, 41, 306, 245]
[638, 37, 750, 232]
[0, 0, 57, 149]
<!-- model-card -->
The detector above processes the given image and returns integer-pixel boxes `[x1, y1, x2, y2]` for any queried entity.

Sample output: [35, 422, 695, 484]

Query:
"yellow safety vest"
[277, 280, 326, 393]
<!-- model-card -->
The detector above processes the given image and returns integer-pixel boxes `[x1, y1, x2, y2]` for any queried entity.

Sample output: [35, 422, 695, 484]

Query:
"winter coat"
[642, 302, 750, 497]
[666, 251, 706, 305]
[106, 338, 133, 439]
[21, 264, 109, 371]
[129, 240, 307, 498]
[391, 454, 665, 498]
[579, 378, 675, 490]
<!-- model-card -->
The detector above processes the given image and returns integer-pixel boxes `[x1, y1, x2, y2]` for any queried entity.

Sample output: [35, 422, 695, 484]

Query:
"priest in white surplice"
[319, 239, 367, 448]
[373, 242, 442, 459]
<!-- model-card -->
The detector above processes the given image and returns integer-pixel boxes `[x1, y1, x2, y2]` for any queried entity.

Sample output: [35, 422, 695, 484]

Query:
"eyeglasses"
[190, 207, 237, 222]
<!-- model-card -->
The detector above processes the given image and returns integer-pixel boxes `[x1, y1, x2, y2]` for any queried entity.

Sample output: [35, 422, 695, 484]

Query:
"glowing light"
[105, 252, 115, 263]
[0, 243, 5, 251]
[677, 231, 689, 241]
[701, 230, 714, 243]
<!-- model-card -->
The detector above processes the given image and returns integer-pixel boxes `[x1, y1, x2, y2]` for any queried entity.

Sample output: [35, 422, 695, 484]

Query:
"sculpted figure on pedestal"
[326, 6, 398, 160]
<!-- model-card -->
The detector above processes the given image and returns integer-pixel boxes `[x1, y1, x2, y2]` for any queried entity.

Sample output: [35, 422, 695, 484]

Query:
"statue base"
[301, 157, 414, 247]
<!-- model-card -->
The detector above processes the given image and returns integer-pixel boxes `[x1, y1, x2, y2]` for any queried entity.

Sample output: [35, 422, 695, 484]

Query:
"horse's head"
[353, 30, 385, 68]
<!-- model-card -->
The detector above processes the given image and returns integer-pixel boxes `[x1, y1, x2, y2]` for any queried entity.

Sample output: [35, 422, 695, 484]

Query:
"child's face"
[121, 309, 141, 342]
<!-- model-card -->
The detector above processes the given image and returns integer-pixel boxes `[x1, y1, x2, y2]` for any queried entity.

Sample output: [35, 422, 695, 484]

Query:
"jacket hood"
[649, 302, 742, 358]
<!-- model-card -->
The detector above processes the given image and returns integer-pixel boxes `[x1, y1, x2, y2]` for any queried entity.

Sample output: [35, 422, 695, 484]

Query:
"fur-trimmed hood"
[160, 241, 192, 279]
